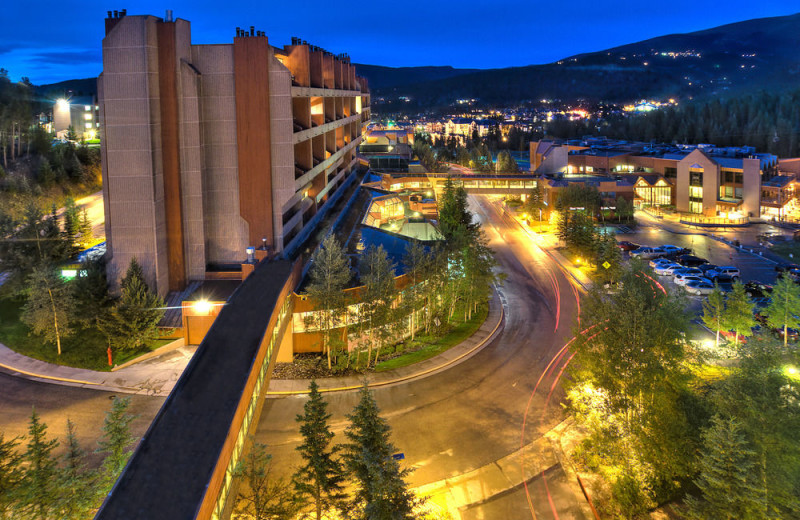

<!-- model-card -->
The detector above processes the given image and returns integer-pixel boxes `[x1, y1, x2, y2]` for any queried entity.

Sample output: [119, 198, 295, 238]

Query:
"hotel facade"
[99, 11, 370, 295]
[530, 138, 798, 221]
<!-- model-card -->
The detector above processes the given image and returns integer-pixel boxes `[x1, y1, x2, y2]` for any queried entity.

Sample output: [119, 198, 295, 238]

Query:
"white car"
[654, 262, 683, 276]
[630, 247, 665, 259]
[674, 274, 712, 287]
[650, 257, 674, 268]
[685, 280, 716, 295]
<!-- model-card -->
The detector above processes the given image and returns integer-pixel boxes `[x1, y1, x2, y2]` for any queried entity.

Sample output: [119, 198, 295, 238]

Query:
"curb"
[266, 287, 505, 396]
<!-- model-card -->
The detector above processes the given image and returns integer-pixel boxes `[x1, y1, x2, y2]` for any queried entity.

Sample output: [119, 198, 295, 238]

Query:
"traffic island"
[266, 287, 504, 395]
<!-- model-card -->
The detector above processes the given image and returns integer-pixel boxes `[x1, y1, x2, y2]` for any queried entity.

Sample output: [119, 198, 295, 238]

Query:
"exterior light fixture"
[56, 98, 69, 110]
[192, 300, 213, 315]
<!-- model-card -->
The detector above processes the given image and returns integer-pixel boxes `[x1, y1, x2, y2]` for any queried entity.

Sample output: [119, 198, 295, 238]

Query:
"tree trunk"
[48, 286, 62, 355]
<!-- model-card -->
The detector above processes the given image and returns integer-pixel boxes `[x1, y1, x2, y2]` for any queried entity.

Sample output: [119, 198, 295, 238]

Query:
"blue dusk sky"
[2, 0, 798, 85]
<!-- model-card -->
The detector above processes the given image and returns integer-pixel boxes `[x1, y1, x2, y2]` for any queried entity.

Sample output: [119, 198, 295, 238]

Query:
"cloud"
[0, 46, 101, 84]
[26, 48, 102, 65]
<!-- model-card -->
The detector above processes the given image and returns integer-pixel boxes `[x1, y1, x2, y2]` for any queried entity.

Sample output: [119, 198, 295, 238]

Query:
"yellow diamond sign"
[602, 261, 611, 269]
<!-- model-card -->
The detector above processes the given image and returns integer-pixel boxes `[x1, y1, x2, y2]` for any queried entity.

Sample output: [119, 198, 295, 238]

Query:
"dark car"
[698, 264, 719, 274]
[755, 311, 799, 342]
[775, 263, 800, 273]
[744, 281, 773, 299]
[616, 241, 640, 252]
[676, 254, 709, 267]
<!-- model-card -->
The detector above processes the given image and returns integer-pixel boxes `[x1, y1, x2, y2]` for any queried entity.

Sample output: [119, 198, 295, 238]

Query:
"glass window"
[735, 172, 743, 184]
[735, 187, 743, 199]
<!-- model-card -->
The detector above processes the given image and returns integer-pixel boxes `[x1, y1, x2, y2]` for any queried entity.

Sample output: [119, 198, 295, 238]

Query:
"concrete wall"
[742, 158, 762, 217]
[101, 15, 170, 295]
[192, 44, 248, 265]
[269, 55, 294, 251]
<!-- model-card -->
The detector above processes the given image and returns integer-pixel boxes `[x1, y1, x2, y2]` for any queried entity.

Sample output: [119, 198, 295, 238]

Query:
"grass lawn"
[768, 241, 800, 263]
[374, 304, 489, 372]
[0, 295, 169, 372]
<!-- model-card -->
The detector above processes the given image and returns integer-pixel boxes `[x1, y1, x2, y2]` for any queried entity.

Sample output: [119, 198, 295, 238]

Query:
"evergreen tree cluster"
[304, 180, 498, 373]
[0, 397, 137, 519]
[235, 382, 427, 520]
[568, 261, 800, 518]
[0, 70, 101, 194]
[546, 89, 800, 158]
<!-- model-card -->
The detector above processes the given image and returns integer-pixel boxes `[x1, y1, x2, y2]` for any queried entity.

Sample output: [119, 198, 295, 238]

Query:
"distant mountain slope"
[36, 77, 98, 99]
[371, 12, 800, 109]
[353, 64, 479, 90]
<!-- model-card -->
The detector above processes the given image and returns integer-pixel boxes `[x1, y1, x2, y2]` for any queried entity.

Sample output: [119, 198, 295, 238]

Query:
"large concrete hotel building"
[99, 10, 370, 295]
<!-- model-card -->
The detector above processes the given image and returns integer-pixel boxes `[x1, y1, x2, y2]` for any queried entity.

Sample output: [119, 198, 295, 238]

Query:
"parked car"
[650, 257, 674, 268]
[672, 267, 703, 278]
[706, 266, 740, 282]
[660, 245, 691, 256]
[654, 262, 684, 276]
[676, 254, 709, 267]
[616, 241, 640, 252]
[744, 281, 773, 299]
[630, 247, 665, 259]
[697, 264, 720, 277]
[674, 274, 711, 287]
[754, 311, 800, 342]
[685, 280, 716, 295]
[775, 262, 800, 273]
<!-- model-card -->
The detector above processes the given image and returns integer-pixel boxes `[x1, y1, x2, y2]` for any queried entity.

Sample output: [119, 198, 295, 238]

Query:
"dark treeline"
[547, 89, 800, 158]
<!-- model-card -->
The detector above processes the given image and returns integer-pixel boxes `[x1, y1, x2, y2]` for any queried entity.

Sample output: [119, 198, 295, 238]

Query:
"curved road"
[256, 195, 585, 518]
[0, 194, 586, 518]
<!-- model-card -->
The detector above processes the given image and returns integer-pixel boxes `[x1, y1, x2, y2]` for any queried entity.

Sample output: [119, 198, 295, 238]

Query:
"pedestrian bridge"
[375, 172, 541, 195]
[96, 260, 300, 520]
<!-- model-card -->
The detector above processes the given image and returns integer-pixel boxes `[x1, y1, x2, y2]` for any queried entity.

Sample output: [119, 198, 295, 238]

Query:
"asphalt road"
[256, 195, 585, 518]
[0, 371, 164, 466]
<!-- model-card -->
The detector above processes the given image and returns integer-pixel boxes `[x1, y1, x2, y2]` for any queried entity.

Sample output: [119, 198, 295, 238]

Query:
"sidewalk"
[266, 287, 505, 395]
[0, 288, 503, 398]
[0, 340, 197, 396]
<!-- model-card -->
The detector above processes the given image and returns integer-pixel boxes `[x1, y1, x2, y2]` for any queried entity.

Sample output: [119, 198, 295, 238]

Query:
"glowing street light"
[56, 98, 69, 110]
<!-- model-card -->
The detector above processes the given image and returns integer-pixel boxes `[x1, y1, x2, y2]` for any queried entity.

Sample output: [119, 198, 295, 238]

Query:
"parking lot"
[621, 224, 779, 286]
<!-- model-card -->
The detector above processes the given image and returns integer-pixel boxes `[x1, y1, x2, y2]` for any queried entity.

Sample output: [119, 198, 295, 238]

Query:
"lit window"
[85, 105, 91, 111]
[84, 113, 92, 120]
[85, 122, 92, 129]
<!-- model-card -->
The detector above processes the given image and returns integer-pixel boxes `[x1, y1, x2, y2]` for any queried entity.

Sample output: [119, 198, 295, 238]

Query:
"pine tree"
[102, 258, 164, 351]
[21, 264, 75, 355]
[702, 284, 726, 349]
[19, 409, 59, 520]
[723, 281, 756, 349]
[73, 258, 111, 328]
[0, 433, 22, 519]
[304, 236, 351, 370]
[764, 273, 800, 348]
[685, 415, 766, 520]
[343, 384, 419, 520]
[96, 397, 136, 496]
[234, 441, 302, 520]
[293, 381, 347, 519]
[56, 420, 97, 520]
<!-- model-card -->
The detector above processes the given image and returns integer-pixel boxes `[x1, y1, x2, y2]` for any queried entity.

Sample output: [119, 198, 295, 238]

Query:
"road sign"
[602, 261, 611, 269]
[392, 453, 405, 460]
